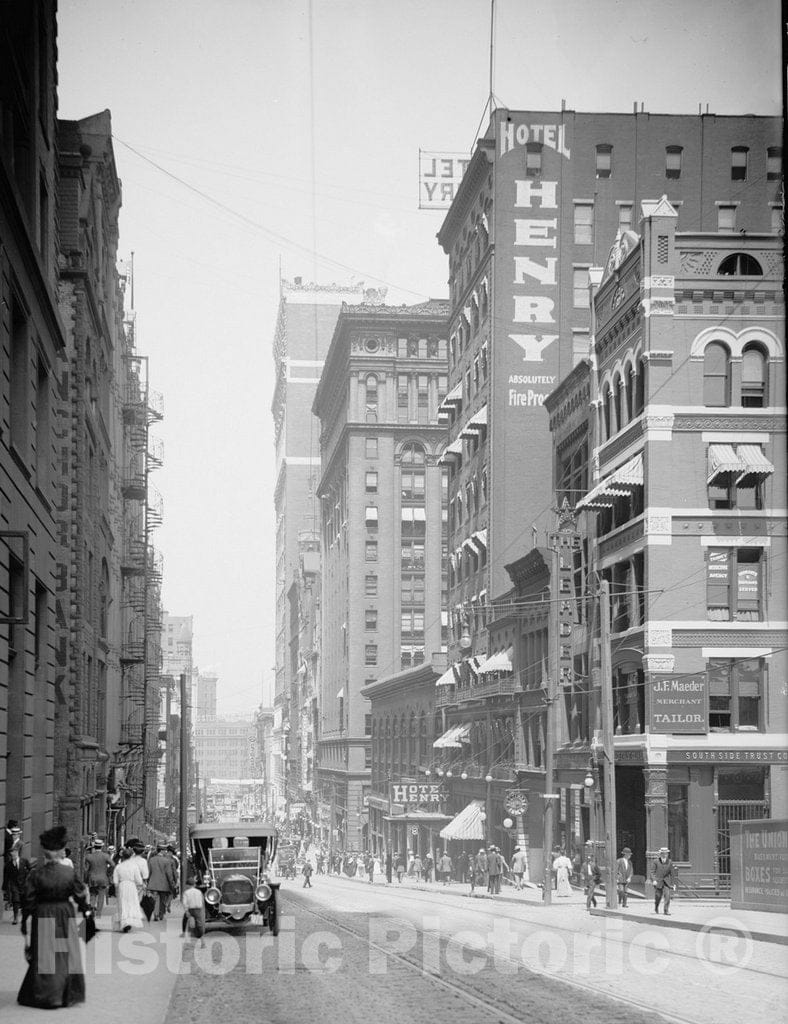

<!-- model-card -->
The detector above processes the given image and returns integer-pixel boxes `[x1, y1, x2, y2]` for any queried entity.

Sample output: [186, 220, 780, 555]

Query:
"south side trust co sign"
[497, 116, 572, 412]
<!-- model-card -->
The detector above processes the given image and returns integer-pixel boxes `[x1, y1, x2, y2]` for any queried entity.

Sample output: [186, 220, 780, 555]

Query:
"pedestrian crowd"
[1, 819, 194, 1010]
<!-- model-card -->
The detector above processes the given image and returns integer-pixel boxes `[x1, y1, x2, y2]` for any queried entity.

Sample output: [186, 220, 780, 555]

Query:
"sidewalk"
[321, 869, 788, 944]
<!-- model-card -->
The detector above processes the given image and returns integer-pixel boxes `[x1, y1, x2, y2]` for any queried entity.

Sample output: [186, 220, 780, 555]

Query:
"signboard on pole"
[649, 673, 708, 733]
[418, 151, 471, 209]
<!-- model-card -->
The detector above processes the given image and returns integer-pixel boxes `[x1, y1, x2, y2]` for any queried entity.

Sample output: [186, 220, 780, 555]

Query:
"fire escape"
[119, 337, 164, 838]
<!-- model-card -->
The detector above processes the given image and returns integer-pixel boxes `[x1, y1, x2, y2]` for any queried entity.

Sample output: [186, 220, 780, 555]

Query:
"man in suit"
[5, 836, 30, 924]
[84, 839, 114, 915]
[147, 845, 177, 921]
[616, 846, 634, 907]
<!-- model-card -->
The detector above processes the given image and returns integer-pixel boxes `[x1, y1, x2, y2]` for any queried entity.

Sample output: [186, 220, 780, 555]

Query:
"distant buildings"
[271, 278, 371, 816]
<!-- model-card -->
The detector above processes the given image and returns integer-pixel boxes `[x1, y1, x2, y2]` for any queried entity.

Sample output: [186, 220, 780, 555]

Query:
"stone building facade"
[313, 299, 449, 851]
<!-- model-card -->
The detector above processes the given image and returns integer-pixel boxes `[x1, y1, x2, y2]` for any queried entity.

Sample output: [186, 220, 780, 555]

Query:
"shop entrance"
[715, 767, 768, 881]
[616, 767, 647, 877]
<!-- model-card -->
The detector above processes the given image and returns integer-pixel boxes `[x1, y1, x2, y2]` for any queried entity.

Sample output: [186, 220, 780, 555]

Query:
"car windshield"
[209, 847, 260, 874]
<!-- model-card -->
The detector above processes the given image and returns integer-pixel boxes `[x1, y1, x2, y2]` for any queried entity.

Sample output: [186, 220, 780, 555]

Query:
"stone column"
[644, 767, 668, 863]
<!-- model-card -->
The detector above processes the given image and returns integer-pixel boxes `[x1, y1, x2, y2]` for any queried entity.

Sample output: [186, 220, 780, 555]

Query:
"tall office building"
[271, 278, 368, 815]
[313, 299, 449, 851]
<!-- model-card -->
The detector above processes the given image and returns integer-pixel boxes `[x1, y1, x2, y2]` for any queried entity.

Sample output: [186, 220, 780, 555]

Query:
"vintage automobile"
[276, 843, 299, 879]
[189, 822, 280, 934]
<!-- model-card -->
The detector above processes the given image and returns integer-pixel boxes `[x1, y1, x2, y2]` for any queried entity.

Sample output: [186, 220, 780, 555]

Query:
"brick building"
[313, 299, 449, 852]
[433, 107, 782, 880]
[0, 0, 62, 848]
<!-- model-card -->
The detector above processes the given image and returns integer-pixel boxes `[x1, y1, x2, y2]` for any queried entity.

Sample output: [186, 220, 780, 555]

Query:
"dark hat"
[40, 826, 68, 851]
[621, 847, 632, 855]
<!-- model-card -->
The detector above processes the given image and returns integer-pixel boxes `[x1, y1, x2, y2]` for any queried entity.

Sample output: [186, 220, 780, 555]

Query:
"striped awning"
[460, 405, 488, 439]
[736, 445, 774, 486]
[437, 382, 463, 421]
[476, 646, 513, 675]
[438, 439, 463, 465]
[470, 529, 487, 553]
[435, 663, 460, 687]
[707, 443, 742, 484]
[433, 722, 471, 748]
[576, 453, 643, 510]
[439, 799, 486, 841]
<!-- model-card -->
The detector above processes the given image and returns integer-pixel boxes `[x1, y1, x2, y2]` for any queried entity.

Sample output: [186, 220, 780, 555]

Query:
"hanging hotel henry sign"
[390, 783, 448, 808]
[649, 673, 709, 734]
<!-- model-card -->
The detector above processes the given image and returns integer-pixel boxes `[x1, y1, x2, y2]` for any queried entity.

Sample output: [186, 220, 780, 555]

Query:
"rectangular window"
[709, 658, 764, 731]
[365, 644, 378, 666]
[572, 331, 590, 367]
[10, 296, 29, 453]
[365, 541, 377, 562]
[365, 574, 377, 597]
[397, 374, 409, 421]
[707, 547, 763, 621]
[417, 375, 429, 423]
[731, 147, 748, 181]
[770, 204, 783, 235]
[667, 784, 689, 862]
[573, 203, 594, 245]
[365, 609, 378, 631]
[35, 356, 50, 490]
[596, 144, 612, 178]
[365, 437, 378, 458]
[665, 146, 683, 180]
[366, 471, 378, 492]
[717, 205, 736, 232]
[767, 146, 782, 180]
[617, 204, 633, 231]
[525, 142, 542, 177]
[365, 505, 378, 528]
[573, 267, 589, 308]
[38, 175, 49, 262]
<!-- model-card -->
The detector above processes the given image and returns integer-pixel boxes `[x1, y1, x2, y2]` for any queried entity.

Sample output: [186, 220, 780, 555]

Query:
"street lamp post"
[484, 774, 493, 847]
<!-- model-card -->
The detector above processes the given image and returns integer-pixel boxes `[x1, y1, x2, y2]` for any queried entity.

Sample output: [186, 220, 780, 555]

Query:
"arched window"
[612, 372, 623, 430]
[365, 374, 378, 422]
[634, 357, 646, 415]
[719, 253, 763, 276]
[703, 342, 730, 406]
[741, 345, 768, 407]
[623, 363, 634, 422]
[601, 382, 612, 439]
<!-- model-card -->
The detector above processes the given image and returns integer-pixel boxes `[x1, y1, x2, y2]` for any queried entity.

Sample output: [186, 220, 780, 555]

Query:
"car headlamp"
[255, 883, 272, 903]
[204, 886, 221, 906]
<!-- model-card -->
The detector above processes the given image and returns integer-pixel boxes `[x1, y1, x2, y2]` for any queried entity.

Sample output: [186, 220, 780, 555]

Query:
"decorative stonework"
[672, 629, 787, 648]
[645, 510, 672, 536]
[673, 414, 784, 433]
[643, 654, 675, 672]
[642, 297, 675, 316]
[645, 624, 672, 648]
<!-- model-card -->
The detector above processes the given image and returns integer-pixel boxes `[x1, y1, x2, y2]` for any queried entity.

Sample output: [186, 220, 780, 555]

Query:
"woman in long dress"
[553, 851, 573, 896]
[18, 826, 93, 1009]
[113, 848, 144, 932]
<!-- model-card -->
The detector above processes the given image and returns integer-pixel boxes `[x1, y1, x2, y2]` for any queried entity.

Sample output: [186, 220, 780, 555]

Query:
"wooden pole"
[599, 579, 618, 908]
[179, 672, 189, 897]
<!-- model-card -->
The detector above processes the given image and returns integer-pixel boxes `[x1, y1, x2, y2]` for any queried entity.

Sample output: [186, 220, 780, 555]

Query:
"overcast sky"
[56, 0, 781, 715]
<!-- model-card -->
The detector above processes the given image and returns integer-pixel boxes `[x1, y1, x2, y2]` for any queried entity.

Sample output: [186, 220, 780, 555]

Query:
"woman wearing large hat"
[17, 825, 94, 1009]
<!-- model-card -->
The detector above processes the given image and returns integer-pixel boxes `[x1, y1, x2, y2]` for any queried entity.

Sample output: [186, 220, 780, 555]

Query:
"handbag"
[79, 912, 98, 943]
[140, 891, 155, 922]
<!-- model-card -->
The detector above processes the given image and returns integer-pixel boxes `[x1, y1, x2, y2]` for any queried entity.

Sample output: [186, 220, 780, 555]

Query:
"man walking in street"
[302, 860, 313, 888]
[511, 846, 527, 890]
[487, 846, 500, 894]
[651, 846, 676, 915]
[147, 844, 177, 921]
[616, 846, 633, 907]
[84, 838, 113, 915]
[438, 850, 452, 885]
[583, 844, 601, 910]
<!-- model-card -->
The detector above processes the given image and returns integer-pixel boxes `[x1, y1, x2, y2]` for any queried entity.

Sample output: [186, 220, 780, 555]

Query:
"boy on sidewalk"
[180, 877, 206, 948]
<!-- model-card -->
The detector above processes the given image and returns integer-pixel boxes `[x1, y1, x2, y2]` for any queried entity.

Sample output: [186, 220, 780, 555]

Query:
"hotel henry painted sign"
[649, 673, 708, 733]
[390, 783, 448, 808]
[418, 152, 471, 209]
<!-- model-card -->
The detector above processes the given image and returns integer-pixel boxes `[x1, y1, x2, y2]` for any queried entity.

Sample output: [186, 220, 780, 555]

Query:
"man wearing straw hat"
[651, 846, 676, 915]
[616, 846, 633, 907]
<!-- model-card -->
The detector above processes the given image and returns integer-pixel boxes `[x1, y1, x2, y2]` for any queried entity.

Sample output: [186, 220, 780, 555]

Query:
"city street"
[1, 876, 783, 1024]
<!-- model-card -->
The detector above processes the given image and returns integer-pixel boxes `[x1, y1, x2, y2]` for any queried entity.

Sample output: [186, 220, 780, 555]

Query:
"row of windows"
[449, 470, 488, 529]
[527, 143, 781, 182]
[448, 543, 488, 586]
[365, 374, 448, 425]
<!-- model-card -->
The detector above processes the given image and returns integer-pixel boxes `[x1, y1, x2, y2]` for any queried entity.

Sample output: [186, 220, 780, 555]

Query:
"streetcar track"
[287, 889, 703, 1024]
[286, 877, 783, 981]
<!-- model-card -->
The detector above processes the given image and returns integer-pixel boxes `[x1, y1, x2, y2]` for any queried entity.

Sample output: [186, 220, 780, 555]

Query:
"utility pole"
[179, 672, 189, 897]
[542, 543, 560, 905]
[599, 579, 618, 909]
